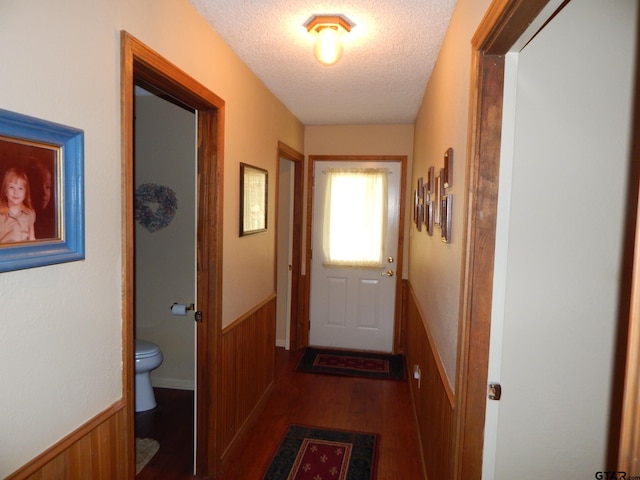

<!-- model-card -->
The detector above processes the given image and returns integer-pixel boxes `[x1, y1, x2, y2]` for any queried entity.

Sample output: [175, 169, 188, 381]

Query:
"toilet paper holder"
[170, 303, 195, 315]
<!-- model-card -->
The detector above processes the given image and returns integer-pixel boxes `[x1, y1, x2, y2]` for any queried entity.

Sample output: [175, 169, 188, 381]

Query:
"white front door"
[309, 160, 401, 353]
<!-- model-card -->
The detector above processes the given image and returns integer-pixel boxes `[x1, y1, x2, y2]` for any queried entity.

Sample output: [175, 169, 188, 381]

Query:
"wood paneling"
[405, 283, 455, 480]
[6, 401, 128, 480]
[219, 295, 277, 458]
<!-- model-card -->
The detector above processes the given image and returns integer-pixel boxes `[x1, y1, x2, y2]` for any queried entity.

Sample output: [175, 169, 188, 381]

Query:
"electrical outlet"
[413, 365, 421, 389]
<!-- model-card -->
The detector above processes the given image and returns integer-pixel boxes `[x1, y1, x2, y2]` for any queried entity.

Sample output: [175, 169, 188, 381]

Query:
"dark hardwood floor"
[135, 387, 196, 479]
[136, 347, 424, 479]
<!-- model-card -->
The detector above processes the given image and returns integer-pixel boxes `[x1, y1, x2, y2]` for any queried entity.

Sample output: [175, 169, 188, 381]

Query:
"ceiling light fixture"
[306, 15, 352, 66]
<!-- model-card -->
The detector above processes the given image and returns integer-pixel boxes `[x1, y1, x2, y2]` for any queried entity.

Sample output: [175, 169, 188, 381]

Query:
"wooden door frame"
[276, 142, 305, 350]
[452, 1, 556, 478]
[304, 155, 407, 353]
[120, 32, 224, 478]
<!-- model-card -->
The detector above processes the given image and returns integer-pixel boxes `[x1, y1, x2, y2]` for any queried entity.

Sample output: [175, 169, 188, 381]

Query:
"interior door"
[309, 160, 400, 353]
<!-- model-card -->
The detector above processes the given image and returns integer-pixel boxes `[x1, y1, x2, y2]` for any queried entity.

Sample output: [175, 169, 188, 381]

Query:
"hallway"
[137, 347, 424, 479]
[219, 347, 423, 479]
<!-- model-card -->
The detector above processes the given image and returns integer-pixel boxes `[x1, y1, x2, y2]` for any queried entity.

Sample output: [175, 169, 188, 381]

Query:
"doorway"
[451, 0, 637, 478]
[121, 32, 225, 478]
[276, 142, 304, 351]
[305, 155, 407, 353]
[133, 85, 196, 472]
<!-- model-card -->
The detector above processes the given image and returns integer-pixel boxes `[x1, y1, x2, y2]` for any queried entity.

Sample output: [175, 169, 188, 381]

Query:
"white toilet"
[135, 339, 163, 412]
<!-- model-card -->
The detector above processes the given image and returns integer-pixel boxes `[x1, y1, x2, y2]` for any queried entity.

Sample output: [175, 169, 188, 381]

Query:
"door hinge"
[194, 311, 203, 322]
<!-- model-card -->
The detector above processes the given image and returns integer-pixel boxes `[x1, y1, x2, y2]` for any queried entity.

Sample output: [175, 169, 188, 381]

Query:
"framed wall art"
[443, 147, 453, 188]
[439, 167, 446, 225]
[426, 197, 433, 236]
[0, 108, 84, 272]
[240, 162, 268, 236]
[426, 166, 435, 194]
[433, 173, 440, 226]
[441, 193, 453, 243]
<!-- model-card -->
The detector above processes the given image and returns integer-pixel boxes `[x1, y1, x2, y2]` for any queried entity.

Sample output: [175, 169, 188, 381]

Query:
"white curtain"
[322, 168, 388, 268]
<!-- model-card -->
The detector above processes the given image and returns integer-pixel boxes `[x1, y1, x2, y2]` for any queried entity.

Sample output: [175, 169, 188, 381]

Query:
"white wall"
[0, 0, 303, 475]
[135, 93, 196, 390]
[484, 0, 638, 477]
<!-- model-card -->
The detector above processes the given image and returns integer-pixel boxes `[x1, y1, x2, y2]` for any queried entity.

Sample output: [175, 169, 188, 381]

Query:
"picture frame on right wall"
[433, 173, 440, 226]
[441, 193, 452, 243]
[443, 147, 453, 188]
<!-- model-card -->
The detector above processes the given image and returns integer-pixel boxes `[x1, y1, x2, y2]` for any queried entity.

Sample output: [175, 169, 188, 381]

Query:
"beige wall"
[0, 0, 303, 475]
[410, 0, 492, 389]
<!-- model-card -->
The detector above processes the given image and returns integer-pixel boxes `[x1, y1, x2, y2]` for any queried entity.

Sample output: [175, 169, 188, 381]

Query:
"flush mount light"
[306, 15, 353, 66]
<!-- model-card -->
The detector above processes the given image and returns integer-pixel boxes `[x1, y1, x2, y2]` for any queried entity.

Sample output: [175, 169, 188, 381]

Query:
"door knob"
[381, 269, 394, 277]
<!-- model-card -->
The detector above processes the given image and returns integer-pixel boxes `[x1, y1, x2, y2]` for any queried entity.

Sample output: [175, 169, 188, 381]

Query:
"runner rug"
[262, 425, 378, 480]
[295, 347, 406, 381]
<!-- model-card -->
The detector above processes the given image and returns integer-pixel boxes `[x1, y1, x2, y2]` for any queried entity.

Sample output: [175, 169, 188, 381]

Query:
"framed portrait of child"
[0, 109, 84, 272]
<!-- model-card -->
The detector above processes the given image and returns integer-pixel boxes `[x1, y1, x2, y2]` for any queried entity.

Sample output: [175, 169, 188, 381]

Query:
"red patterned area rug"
[295, 347, 406, 381]
[262, 425, 378, 480]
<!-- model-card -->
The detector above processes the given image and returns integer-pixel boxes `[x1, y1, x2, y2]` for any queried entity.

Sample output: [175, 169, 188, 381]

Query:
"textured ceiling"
[189, 0, 458, 125]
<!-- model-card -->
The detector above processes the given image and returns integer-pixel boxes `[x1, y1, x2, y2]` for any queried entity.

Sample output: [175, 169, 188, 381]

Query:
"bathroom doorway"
[133, 85, 196, 473]
[121, 32, 225, 478]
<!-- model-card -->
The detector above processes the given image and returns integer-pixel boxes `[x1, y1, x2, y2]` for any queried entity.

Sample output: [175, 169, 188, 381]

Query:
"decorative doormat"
[295, 347, 406, 381]
[135, 437, 159, 474]
[262, 425, 378, 480]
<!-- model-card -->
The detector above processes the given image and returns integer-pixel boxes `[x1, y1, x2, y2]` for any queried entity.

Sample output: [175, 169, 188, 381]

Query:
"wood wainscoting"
[6, 400, 128, 480]
[219, 294, 277, 459]
[405, 282, 456, 479]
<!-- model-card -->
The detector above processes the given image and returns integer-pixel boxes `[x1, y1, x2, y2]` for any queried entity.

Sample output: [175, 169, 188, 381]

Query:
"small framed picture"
[443, 148, 453, 188]
[426, 166, 435, 194]
[426, 200, 433, 236]
[240, 163, 268, 236]
[433, 174, 440, 226]
[0, 108, 84, 272]
[441, 193, 453, 243]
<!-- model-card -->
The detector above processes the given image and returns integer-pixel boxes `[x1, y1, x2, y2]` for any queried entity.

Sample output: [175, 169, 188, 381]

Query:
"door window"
[322, 168, 388, 268]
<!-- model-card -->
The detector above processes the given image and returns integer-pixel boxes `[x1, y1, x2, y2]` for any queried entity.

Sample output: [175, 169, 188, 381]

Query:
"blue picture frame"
[0, 108, 84, 272]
